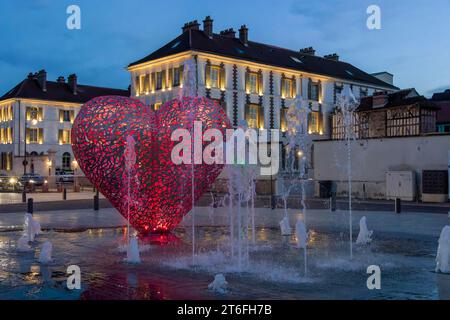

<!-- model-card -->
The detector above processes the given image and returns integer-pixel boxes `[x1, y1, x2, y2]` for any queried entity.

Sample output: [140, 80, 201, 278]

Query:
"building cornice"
[0, 98, 82, 108]
[128, 50, 396, 92]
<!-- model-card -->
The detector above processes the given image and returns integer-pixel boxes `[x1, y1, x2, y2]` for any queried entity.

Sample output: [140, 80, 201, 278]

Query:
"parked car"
[0, 174, 21, 191]
[19, 173, 46, 187]
[55, 171, 74, 184]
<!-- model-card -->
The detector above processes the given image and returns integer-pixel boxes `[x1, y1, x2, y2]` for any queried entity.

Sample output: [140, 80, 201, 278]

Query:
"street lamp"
[22, 113, 38, 202]
[72, 159, 79, 191]
[47, 159, 52, 176]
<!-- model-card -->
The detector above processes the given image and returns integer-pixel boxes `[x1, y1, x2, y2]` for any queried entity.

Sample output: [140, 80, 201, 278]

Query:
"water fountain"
[295, 218, 308, 276]
[208, 273, 228, 294]
[279, 216, 291, 236]
[356, 216, 373, 245]
[436, 226, 450, 273]
[38, 241, 53, 264]
[337, 87, 358, 259]
[124, 134, 137, 245]
[125, 236, 141, 264]
[24, 213, 40, 242]
[17, 235, 32, 252]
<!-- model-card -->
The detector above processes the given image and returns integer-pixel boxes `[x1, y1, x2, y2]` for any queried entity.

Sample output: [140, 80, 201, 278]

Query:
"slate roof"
[432, 89, 450, 102]
[0, 77, 129, 104]
[129, 29, 398, 90]
[357, 89, 439, 112]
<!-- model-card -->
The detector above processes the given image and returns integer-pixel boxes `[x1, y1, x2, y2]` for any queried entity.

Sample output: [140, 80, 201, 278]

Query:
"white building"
[127, 17, 398, 192]
[0, 70, 129, 177]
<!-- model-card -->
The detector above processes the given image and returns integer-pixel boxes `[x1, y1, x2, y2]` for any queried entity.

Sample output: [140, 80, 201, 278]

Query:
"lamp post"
[72, 159, 78, 191]
[22, 113, 38, 202]
[47, 159, 52, 177]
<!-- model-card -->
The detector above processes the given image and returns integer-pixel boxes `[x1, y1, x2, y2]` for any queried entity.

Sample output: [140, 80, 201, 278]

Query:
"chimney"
[57, 76, 65, 83]
[220, 28, 236, 38]
[36, 69, 47, 92]
[27, 72, 34, 80]
[68, 74, 77, 95]
[203, 16, 213, 39]
[324, 53, 339, 61]
[372, 91, 388, 109]
[299, 47, 315, 56]
[182, 20, 200, 33]
[239, 25, 248, 46]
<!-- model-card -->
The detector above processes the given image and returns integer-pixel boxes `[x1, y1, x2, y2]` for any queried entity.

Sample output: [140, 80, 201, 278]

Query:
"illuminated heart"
[71, 96, 230, 233]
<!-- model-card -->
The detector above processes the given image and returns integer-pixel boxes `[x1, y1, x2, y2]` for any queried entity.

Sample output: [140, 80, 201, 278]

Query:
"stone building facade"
[127, 17, 397, 188]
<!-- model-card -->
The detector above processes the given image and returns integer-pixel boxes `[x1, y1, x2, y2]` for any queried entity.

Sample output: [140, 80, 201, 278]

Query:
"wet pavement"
[0, 207, 449, 300]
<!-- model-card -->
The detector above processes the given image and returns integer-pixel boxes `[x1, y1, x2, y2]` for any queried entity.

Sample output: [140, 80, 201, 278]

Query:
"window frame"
[248, 72, 259, 94]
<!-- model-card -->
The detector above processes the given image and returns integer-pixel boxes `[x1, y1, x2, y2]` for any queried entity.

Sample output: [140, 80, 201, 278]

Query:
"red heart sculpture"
[71, 96, 231, 234]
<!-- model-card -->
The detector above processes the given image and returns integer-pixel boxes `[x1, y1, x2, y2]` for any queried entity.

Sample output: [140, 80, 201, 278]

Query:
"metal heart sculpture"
[71, 96, 230, 234]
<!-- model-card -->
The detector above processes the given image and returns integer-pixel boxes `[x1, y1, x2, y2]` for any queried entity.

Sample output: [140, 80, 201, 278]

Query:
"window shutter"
[318, 80, 322, 102]
[258, 105, 264, 129]
[135, 76, 140, 94]
[292, 77, 296, 98]
[70, 110, 75, 123]
[280, 107, 286, 131]
[59, 110, 64, 122]
[318, 104, 323, 133]
[26, 107, 31, 121]
[168, 69, 173, 88]
[38, 108, 43, 121]
[26, 128, 30, 143]
[244, 104, 249, 124]
[38, 128, 43, 144]
[307, 79, 312, 101]
[257, 71, 263, 95]
[58, 129, 63, 144]
[245, 69, 250, 93]
[8, 128, 12, 143]
[307, 112, 312, 133]
[151, 73, 156, 92]
[219, 65, 226, 89]
[161, 70, 167, 90]
[205, 63, 211, 88]
[179, 65, 184, 87]
[143, 74, 150, 92]
[281, 76, 286, 98]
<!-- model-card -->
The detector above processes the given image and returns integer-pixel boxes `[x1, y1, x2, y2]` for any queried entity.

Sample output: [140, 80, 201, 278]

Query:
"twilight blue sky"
[0, 0, 449, 97]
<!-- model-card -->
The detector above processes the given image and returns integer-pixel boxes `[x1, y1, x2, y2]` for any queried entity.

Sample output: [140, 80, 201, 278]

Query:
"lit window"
[59, 129, 71, 144]
[173, 67, 181, 87]
[26, 107, 42, 121]
[310, 84, 319, 101]
[245, 104, 263, 129]
[62, 152, 71, 170]
[248, 73, 258, 94]
[153, 102, 162, 111]
[28, 128, 39, 143]
[156, 72, 163, 90]
[210, 66, 220, 89]
[308, 111, 320, 134]
[283, 79, 294, 99]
